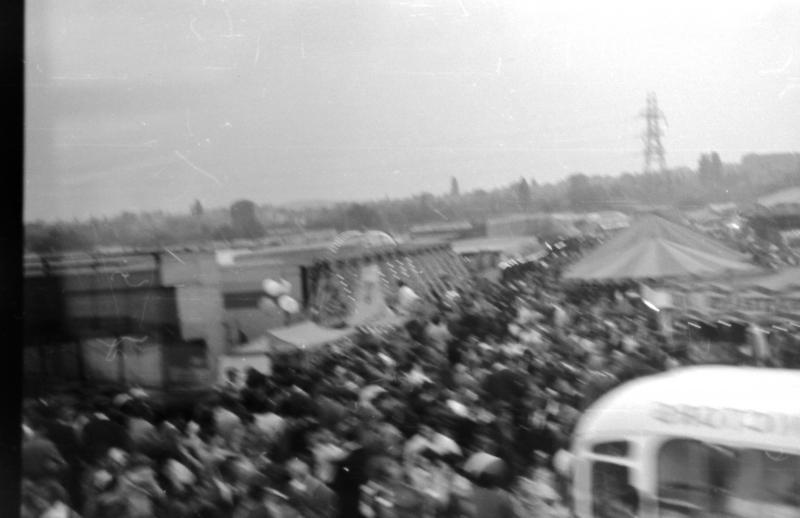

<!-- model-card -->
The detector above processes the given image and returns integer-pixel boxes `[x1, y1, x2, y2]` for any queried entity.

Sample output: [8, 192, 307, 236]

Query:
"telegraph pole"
[640, 92, 667, 174]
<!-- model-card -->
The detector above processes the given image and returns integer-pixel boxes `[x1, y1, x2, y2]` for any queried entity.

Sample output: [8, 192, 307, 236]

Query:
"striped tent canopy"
[562, 214, 760, 282]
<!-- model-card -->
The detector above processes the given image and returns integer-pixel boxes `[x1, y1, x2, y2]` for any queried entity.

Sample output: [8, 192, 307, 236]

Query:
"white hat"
[129, 387, 149, 399]
[447, 399, 469, 417]
[165, 459, 196, 487]
[108, 448, 128, 465]
[93, 470, 114, 490]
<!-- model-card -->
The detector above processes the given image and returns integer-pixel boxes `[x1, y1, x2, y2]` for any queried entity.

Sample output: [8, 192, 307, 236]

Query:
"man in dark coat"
[42, 404, 84, 508]
[80, 404, 131, 465]
[22, 424, 67, 481]
[287, 456, 338, 518]
[330, 429, 372, 518]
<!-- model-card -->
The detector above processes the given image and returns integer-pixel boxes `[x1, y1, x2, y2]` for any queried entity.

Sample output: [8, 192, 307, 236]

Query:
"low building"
[24, 236, 470, 391]
[487, 213, 581, 240]
[409, 220, 480, 240]
[24, 251, 225, 391]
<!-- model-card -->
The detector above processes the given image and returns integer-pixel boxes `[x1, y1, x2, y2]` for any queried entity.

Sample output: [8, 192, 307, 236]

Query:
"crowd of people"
[20, 238, 795, 518]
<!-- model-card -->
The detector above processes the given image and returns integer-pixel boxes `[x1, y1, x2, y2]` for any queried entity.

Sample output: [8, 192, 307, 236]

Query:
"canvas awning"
[266, 321, 354, 352]
[451, 236, 541, 256]
[265, 311, 406, 353]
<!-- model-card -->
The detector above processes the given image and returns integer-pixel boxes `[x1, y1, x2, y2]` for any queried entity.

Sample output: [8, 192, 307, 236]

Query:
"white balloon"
[263, 279, 283, 297]
[277, 295, 300, 314]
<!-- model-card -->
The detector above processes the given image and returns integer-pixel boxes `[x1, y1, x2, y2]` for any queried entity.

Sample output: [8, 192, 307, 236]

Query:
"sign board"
[652, 403, 800, 436]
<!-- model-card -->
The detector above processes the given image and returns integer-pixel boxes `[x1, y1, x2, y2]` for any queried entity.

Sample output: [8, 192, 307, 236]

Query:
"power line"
[640, 92, 667, 173]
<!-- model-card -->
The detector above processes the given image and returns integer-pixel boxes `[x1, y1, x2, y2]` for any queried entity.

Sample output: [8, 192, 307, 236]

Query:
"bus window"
[657, 439, 800, 517]
[727, 449, 800, 517]
[591, 461, 638, 518]
[592, 441, 630, 457]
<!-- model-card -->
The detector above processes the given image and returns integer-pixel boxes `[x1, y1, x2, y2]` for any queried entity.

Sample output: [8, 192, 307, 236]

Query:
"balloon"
[263, 279, 283, 297]
[277, 295, 300, 314]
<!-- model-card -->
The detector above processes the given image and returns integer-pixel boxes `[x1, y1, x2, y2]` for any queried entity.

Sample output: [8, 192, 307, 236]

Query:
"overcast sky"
[25, 0, 800, 221]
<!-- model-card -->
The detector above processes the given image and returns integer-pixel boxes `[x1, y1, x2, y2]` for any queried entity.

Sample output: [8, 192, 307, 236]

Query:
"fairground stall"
[559, 213, 788, 364]
[647, 267, 800, 366]
[220, 231, 469, 377]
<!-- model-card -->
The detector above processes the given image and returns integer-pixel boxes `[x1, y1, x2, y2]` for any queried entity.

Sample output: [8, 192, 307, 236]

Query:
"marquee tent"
[562, 214, 760, 281]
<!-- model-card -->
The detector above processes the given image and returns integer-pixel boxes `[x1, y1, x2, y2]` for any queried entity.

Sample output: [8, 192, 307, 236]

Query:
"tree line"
[25, 153, 800, 254]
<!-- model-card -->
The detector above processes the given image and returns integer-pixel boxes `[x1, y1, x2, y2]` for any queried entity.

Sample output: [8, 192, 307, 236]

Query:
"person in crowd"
[363, 456, 424, 518]
[233, 480, 276, 518]
[425, 315, 453, 355]
[286, 455, 338, 518]
[21, 478, 82, 518]
[22, 416, 68, 483]
[330, 427, 373, 518]
[81, 399, 131, 465]
[221, 368, 244, 396]
[470, 467, 518, 518]
[309, 429, 348, 485]
[397, 280, 421, 315]
[115, 453, 166, 517]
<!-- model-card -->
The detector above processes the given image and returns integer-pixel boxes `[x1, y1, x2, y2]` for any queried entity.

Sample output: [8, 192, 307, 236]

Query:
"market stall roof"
[266, 321, 354, 352]
[757, 186, 800, 209]
[562, 214, 759, 281]
[451, 236, 540, 256]
[264, 312, 406, 352]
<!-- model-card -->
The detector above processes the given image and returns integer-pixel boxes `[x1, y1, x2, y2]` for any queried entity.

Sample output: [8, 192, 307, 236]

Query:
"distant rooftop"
[758, 186, 800, 208]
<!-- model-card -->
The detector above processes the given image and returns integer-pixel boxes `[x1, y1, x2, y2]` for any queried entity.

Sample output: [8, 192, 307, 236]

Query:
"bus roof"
[574, 366, 800, 452]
